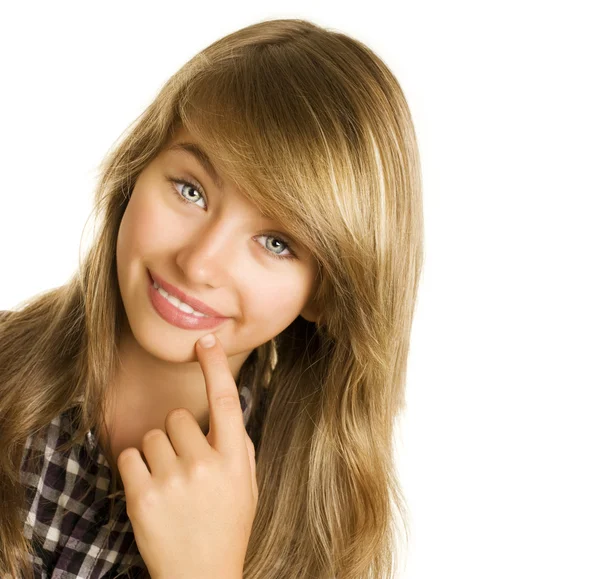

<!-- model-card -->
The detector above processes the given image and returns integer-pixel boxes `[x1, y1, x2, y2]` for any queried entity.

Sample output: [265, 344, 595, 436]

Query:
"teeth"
[153, 281, 210, 317]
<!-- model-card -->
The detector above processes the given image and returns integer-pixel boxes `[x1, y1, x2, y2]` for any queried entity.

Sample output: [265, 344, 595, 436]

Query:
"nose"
[175, 214, 242, 287]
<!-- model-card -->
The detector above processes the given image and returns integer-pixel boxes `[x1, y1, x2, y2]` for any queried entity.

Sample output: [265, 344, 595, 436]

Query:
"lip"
[147, 270, 230, 331]
[148, 269, 227, 317]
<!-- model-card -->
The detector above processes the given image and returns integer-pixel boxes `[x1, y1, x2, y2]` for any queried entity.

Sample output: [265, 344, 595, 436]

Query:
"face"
[115, 127, 320, 369]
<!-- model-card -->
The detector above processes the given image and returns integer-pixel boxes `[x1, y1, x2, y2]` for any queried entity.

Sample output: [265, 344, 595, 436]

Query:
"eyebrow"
[166, 141, 224, 190]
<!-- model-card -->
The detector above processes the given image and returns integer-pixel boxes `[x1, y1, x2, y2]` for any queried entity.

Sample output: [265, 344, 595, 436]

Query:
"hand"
[116, 333, 258, 579]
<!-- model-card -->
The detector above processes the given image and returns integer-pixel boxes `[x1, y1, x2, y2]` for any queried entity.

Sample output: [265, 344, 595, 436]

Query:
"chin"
[125, 315, 199, 364]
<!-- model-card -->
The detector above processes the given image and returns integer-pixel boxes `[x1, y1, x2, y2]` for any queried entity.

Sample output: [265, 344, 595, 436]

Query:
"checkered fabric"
[18, 387, 253, 579]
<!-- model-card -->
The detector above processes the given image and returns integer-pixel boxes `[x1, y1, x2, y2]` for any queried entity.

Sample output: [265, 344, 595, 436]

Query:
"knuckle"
[214, 393, 242, 411]
[117, 447, 138, 464]
[188, 458, 211, 478]
[142, 428, 163, 444]
[135, 486, 161, 510]
[167, 407, 189, 421]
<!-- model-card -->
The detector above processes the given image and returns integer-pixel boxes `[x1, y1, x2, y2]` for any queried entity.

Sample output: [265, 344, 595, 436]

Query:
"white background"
[1, 2, 598, 578]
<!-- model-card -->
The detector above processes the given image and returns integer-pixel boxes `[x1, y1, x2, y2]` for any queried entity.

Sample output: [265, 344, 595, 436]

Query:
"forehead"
[163, 128, 226, 191]
[165, 126, 217, 157]
[160, 129, 282, 227]
[160, 129, 316, 263]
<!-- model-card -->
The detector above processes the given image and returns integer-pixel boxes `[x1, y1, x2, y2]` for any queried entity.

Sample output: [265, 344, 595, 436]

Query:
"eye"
[168, 176, 299, 261]
[255, 234, 298, 261]
[170, 177, 207, 209]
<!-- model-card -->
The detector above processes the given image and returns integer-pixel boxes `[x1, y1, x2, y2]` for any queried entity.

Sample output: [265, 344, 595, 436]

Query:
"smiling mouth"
[151, 279, 212, 318]
[147, 273, 230, 331]
[147, 269, 228, 318]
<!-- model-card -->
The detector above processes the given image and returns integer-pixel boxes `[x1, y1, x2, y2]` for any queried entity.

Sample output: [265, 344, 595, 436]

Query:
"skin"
[117, 334, 258, 579]
[101, 125, 320, 469]
[104, 127, 321, 576]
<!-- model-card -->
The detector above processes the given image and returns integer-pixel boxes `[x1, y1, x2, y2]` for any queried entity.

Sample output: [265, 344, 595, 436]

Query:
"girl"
[0, 17, 423, 579]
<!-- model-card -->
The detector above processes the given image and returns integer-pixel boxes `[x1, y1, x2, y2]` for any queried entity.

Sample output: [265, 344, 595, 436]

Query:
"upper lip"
[149, 270, 228, 318]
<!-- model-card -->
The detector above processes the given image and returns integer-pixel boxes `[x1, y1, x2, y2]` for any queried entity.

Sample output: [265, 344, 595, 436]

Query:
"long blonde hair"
[0, 18, 423, 578]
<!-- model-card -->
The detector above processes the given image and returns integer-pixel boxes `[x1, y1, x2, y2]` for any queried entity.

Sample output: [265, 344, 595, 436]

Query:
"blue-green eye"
[255, 235, 295, 259]
[171, 178, 207, 209]
[167, 177, 298, 261]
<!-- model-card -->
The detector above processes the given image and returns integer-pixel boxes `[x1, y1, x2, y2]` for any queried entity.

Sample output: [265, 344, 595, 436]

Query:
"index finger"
[195, 333, 247, 459]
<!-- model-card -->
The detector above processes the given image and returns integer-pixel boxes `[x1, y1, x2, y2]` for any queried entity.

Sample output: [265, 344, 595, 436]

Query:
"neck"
[97, 325, 251, 469]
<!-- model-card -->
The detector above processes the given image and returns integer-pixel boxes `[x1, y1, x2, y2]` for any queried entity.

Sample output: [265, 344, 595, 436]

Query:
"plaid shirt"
[19, 387, 253, 579]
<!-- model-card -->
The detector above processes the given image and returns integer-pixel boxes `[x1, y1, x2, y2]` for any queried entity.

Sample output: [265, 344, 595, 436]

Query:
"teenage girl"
[0, 17, 423, 579]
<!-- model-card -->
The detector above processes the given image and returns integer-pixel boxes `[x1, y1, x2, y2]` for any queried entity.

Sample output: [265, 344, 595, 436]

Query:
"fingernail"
[199, 334, 216, 348]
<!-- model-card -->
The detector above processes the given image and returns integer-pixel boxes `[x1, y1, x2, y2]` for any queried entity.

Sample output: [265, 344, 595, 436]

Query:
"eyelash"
[167, 176, 298, 261]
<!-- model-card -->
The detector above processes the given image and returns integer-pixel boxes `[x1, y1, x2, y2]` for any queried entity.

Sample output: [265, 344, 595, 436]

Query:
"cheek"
[245, 276, 312, 324]
[117, 190, 170, 258]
